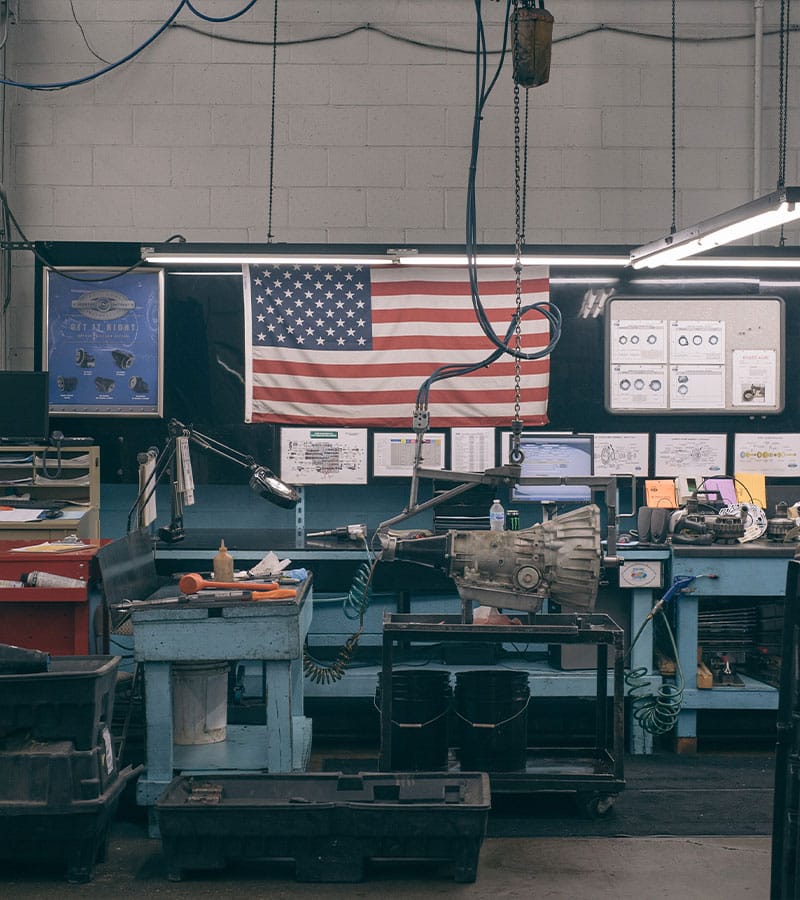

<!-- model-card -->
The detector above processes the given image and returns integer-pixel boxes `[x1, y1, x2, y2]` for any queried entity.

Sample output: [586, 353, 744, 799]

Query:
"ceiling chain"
[510, 0, 529, 463]
[266, 0, 279, 243]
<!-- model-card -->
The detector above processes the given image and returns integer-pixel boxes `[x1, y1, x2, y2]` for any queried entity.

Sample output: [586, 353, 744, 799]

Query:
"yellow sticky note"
[734, 472, 766, 508]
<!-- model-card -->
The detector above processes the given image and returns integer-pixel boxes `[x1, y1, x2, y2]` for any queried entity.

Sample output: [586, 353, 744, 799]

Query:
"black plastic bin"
[454, 670, 530, 772]
[0, 763, 138, 883]
[156, 771, 491, 883]
[0, 735, 119, 804]
[0, 656, 120, 751]
[376, 669, 451, 770]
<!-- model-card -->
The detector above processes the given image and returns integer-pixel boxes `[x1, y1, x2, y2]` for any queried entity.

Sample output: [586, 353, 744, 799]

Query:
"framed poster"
[43, 267, 164, 416]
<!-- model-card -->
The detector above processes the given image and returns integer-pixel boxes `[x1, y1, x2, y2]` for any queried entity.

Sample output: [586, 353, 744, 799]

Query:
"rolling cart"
[379, 612, 626, 817]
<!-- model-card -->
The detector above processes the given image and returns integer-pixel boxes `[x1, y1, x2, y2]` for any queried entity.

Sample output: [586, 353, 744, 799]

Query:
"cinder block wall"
[3, 0, 797, 364]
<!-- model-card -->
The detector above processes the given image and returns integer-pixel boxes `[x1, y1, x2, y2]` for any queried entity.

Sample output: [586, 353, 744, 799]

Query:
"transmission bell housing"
[379, 504, 602, 614]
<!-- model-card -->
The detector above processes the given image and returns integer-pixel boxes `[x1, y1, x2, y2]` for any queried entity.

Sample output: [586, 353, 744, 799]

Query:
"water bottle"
[489, 498, 505, 531]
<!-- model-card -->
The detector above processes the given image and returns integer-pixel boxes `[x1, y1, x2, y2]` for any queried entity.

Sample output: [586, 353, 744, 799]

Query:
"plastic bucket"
[376, 669, 451, 770]
[454, 670, 530, 772]
[172, 661, 229, 745]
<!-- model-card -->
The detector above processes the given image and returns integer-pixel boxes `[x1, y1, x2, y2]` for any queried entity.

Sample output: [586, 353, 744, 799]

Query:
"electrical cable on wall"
[0, 0, 259, 91]
[7, 8, 797, 94]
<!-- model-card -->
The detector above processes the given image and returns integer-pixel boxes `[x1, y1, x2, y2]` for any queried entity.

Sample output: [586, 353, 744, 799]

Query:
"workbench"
[131, 577, 313, 833]
[153, 532, 669, 755]
[670, 542, 794, 753]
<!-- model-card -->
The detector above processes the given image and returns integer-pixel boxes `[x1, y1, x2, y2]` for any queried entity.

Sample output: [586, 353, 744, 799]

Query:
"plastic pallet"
[156, 771, 490, 883]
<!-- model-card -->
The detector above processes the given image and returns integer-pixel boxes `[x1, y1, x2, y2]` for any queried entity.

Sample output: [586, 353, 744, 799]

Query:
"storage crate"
[0, 655, 119, 750]
[0, 733, 118, 804]
[157, 771, 490, 883]
[0, 766, 135, 883]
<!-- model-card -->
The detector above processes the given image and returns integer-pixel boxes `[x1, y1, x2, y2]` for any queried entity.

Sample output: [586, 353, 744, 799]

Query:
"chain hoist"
[509, 0, 529, 465]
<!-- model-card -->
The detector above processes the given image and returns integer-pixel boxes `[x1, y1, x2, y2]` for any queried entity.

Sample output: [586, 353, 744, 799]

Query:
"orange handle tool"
[251, 588, 298, 601]
[178, 572, 278, 594]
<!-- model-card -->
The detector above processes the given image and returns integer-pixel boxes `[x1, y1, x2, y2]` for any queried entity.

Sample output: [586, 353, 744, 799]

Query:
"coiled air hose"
[302, 545, 378, 685]
[625, 574, 699, 735]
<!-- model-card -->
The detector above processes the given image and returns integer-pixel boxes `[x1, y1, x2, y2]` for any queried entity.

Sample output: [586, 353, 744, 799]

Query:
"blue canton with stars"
[250, 265, 373, 350]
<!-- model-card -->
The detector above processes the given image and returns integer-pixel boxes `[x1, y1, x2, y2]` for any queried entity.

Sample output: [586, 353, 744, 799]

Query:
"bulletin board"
[605, 295, 784, 415]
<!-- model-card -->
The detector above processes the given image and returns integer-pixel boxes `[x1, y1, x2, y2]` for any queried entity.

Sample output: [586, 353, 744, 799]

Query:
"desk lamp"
[128, 418, 298, 542]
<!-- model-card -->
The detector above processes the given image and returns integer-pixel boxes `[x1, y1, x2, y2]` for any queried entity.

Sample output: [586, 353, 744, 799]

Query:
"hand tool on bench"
[178, 572, 279, 594]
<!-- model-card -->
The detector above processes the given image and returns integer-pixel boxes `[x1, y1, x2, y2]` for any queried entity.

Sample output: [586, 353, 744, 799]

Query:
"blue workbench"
[671, 542, 795, 753]
[132, 577, 313, 834]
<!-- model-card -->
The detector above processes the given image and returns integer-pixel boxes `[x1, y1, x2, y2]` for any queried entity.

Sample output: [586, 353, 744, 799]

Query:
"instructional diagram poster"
[734, 433, 800, 475]
[654, 433, 727, 476]
[605, 297, 783, 414]
[593, 433, 649, 476]
[280, 427, 368, 484]
[44, 267, 164, 416]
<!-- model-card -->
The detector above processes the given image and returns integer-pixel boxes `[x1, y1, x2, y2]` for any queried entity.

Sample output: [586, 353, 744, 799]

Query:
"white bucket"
[172, 661, 229, 745]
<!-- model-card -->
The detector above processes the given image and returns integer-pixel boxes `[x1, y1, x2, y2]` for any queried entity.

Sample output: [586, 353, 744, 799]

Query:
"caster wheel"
[579, 792, 616, 818]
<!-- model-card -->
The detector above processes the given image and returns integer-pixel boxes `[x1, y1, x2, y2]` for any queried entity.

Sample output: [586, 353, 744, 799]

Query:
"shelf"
[0, 445, 100, 540]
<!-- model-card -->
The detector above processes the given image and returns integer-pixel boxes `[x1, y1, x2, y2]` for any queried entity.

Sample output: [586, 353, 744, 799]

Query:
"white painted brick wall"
[4, 1, 799, 363]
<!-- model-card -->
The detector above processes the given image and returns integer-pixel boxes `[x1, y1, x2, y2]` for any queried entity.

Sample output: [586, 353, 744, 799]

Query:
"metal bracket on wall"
[294, 486, 305, 543]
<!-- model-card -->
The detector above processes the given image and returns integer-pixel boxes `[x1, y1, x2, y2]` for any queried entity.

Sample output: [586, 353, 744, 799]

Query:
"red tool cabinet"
[0, 540, 106, 655]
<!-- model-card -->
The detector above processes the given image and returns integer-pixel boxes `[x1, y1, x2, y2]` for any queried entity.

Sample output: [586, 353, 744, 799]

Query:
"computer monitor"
[0, 371, 50, 443]
[507, 432, 594, 503]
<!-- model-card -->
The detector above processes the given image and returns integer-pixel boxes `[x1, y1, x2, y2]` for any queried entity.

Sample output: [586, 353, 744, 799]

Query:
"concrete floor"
[1, 828, 771, 898]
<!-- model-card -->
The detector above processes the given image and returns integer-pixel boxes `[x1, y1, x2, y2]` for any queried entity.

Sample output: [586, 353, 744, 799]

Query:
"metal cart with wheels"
[379, 612, 626, 815]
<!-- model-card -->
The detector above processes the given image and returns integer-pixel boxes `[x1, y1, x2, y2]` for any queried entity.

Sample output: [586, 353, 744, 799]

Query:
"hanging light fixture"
[629, 186, 800, 269]
[630, 0, 799, 269]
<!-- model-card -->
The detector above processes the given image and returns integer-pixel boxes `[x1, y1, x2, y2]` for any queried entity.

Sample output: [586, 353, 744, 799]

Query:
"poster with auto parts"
[43, 267, 164, 416]
[605, 296, 784, 414]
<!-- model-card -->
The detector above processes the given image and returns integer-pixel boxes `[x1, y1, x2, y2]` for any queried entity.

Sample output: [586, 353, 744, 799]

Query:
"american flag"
[244, 264, 551, 427]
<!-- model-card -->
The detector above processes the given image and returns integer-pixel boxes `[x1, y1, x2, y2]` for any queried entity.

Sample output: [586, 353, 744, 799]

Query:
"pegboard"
[605, 295, 784, 415]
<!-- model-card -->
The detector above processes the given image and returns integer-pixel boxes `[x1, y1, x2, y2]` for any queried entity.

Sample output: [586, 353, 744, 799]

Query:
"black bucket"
[454, 670, 530, 772]
[376, 669, 451, 770]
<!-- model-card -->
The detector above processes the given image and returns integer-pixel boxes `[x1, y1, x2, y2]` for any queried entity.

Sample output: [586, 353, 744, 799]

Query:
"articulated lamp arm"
[128, 419, 299, 542]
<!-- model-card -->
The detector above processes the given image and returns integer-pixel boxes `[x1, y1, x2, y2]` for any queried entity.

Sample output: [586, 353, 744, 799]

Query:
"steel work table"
[132, 577, 313, 832]
[380, 612, 626, 815]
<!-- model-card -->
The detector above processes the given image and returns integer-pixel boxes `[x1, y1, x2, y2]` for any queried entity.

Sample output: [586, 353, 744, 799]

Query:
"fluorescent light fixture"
[394, 252, 628, 266]
[630, 186, 800, 269]
[141, 244, 629, 268]
[141, 248, 396, 266]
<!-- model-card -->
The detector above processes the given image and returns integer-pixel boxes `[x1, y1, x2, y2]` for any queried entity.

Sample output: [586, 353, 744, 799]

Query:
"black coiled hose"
[625, 575, 696, 736]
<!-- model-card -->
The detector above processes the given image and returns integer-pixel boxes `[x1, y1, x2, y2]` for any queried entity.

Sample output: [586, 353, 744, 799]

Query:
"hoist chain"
[266, 0, 279, 243]
[509, 0, 526, 465]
